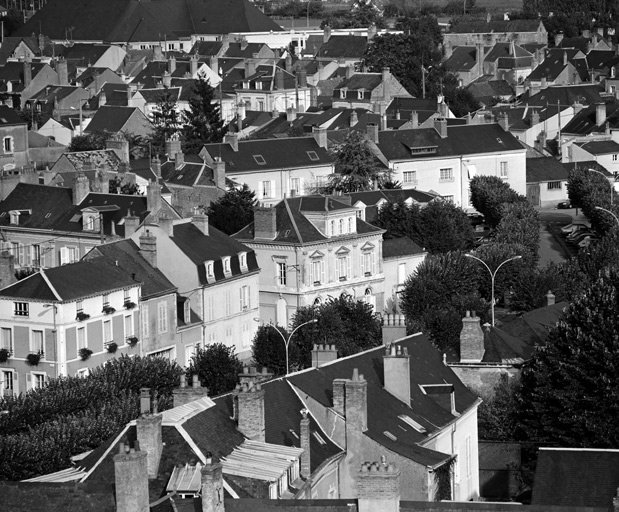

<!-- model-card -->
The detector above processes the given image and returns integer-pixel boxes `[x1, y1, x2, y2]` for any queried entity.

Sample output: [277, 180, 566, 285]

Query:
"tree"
[206, 184, 258, 235]
[518, 267, 619, 447]
[322, 0, 386, 29]
[494, 201, 540, 267]
[251, 324, 293, 376]
[109, 176, 141, 195]
[186, 343, 243, 396]
[477, 375, 523, 441]
[290, 295, 382, 369]
[68, 132, 108, 152]
[469, 175, 526, 228]
[374, 199, 422, 241]
[324, 131, 390, 193]
[181, 74, 227, 154]
[148, 87, 181, 157]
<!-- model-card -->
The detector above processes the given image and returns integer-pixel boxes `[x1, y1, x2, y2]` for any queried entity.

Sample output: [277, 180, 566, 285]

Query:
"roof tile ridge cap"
[283, 197, 303, 244]
[39, 268, 63, 301]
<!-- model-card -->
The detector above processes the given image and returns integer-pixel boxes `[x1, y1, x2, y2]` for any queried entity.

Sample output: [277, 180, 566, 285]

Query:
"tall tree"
[469, 175, 526, 228]
[149, 87, 181, 157]
[494, 201, 540, 267]
[206, 184, 258, 235]
[181, 74, 227, 154]
[322, 0, 386, 29]
[186, 343, 243, 396]
[251, 324, 293, 376]
[68, 132, 108, 152]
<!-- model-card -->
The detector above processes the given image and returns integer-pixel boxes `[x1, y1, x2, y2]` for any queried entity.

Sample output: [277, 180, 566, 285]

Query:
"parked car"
[561, 222, 591, 235]
[578, 235, 598, 248]
[557, 201, 572, 209]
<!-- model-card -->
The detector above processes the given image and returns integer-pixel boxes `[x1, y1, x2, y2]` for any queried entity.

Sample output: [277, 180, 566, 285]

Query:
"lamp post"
[594, 206, 619, 226]
[421, 65, 432, 99]
[586, 168, 614, 206]
[267, 318, 318, 375]
[465, 254, 522, 327]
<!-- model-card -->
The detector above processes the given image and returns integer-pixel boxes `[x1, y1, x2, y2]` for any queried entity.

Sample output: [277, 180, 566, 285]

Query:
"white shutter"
[320, 260, 326, 284]
[298, 177, 304, 195]
[309, 262, 314, 284]
[13, 371, 18, 395]
[60, 247, 68, 265]
[347, 255, 351, 278]
[361, 253, 366, 275]
[18, 244, 24, 265]
[335, 257, 340, 280]
[26, 372, 32, 391]
[371, 252, 376, 275]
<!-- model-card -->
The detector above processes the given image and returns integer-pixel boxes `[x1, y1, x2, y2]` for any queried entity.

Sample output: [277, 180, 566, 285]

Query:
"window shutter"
[13, 371, 18, 395]
[18, 244, 24, 265]
[309, 262, 314, 284]
[60, 247, 68, 265]
[26, 372, 32, 391]
[371, 252, 376, 275]
[270, 180, 276, 199]
[320, 260, 325, 284]
[239, 288, 243, 310]
[361, 253, 366, 275]
[347, 256, 351, 278]
[335, 257, 340, 280]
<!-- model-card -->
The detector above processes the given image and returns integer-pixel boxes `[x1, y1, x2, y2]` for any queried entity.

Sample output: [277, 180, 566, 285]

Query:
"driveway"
[538, 209, 579, 267]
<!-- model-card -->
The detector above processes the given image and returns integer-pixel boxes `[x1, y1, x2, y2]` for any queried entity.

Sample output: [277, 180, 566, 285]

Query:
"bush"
[78, 348, 93, 361]
[186, 343, 243, 396]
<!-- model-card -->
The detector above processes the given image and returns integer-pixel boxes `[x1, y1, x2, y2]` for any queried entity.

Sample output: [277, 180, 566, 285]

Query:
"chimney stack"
[411, 110, 419, 128]
[72, 172, 90, 205]
[332, 378, 346, 417]
[136, 409, 163, 479]
[498, 112, 509, 131]
[312, 126, 327, 148]
[546, 290, 555, 306]
[350, 110, 358, 127]
[124, 210, 140, 237]
[357, 461, 401, 512]
[554, 32, 564, 47]
[596, 102, 606, 126]
[460, 311, 485, 362]
[239, 366, 274, 387]
[173, 374, 209, 407]
[300, 409, 311, 479]
[275, 67, 285, 90]
[236, 382, 265, 442]
[23, 60, 32, 88]
[345, 368, 367, 433]
[192, 211, 209, 236]
[244, 59, 256, 79]
[311, 344, 338, 367]
[158, 213, 173, 237]
[254, 206, 277, 239]
[201, 455, 225, 512]
[57, 58, 68, 86]
[224, 133, 239, 152]
[165, 136, 182, 160]
[152, 155, 162, 179]
[323, 24, 331, 44]
[213, 157, 225, 189]
[297, 68, 307, 88]
[114, 443, 149, 512]
[147, 180, 162, 214]
[0, 251, 16, 288]
[383, 344, 411, 405]
[168, 55, 176, 75]
[434, 118, 448, 138]
[287, 106, 297, 122]
[139, 229, 158, 268]
[381, 314, 406, 346]
[366, 122, 379, 143]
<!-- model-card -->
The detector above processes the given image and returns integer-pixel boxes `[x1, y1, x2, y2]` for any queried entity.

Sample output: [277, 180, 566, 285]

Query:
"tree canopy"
[470, 175, 526, 228]
[186, 343, 243, 396]
[206, 184, 258, 235]
[251, 324, 294, 376]
[68, 132, 108, 152]
[148, 87, 181, 157]
[322, 0, 386, 29]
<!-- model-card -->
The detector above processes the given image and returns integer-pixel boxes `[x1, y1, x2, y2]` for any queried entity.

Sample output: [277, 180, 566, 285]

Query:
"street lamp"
[465, 254, 522, 327]
[421, 65, 432, 99]
[594, 206, 619, 226]
[266, 318, 318, 375]
[586, 168, 614, 206]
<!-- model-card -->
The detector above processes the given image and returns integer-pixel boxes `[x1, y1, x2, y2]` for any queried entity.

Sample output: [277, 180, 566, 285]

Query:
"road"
[538, 209, 579, 267]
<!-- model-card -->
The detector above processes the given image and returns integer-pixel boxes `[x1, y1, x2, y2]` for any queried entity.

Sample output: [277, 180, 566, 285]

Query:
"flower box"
[102, 306, 116, 315]
[124, 301, 137, 310]
[78, 348, 93, 361]
[126, 336, 138, 347]
[106, 342, 118, 354]
[76, 311, 90, 322]
[0, 348, 10, 363]
[26, 351, 43, 366]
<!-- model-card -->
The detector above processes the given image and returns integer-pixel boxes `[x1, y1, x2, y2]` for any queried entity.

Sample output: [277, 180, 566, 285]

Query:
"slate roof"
[287, 334, 480, 467]
[0, 258, 139, 299]
[478, 326, 535, 364]
[386, 98, 440, 121]
[202, 136, 332, 174]
[532, 448, 619, 510]
[335, 73, 382, 93]
[466, 78, 514, 105]
[383, 237, 425, 259]
[0, 105, 27, 125]
[84, 239, 176, 299]
[88, 83, 132, 108]
[190, 41, 223, 57]
[85, 106, 149, 134]
[445, 46, 479, 71]
[561, 160, 612, 177]
[526, 157, 569, 183]
[499, 301, 568, 347]
[28, 85, 84, 104]
[55, 43, 112, 66]
[449, 19, 543, 34]
[234, 195, 383, 245]
[526, 51, 573, 81]
[318, 35, 367, 59]
[375, 124, 523, 162]
[0, 61, 49, 91]
[484, 42, 532, 62]
[563, 103, 619, 134]
[574, 139, 619, 155]
[520, 84, 604, 108]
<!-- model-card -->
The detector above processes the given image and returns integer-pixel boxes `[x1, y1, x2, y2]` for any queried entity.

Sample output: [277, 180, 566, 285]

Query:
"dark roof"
[0, 61, 49, 91]
[190, 40, 223, 57]
[375, 124, 523, 161]
[234, 195, 383, 245]
[202, 136, 332, 174]
[575, 139, 619, 155]
[335, 73, 382, 93]
[526, 50, 573, 81]
[287, 335, 480, 467]
[562, 103, 619, 135]
[84, 239, 176, 299]
[383, 237, 425, 258]
[466, 78, 515, 105]
[445, 46, 478, 71]
[479, 325, 535, 364]
[0, 105, 27, 125]
[484, 42, 532, 62]
[561, 160, 611, 176]
[85, 105, 149, 134]
[526, 157, 569, 183]
[532, 448, 619, 509]
[500, 301, 568, 347]
[0, 258, 138, 299]
[170, 221, 259, 286]
[56, 43, 112, 65]
[450, 19, 543, 34]
[319, 35, 367, 59]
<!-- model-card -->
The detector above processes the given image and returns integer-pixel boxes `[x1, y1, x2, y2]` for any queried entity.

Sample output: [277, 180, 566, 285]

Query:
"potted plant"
[126, 336, 138, 347]
[124, 300, 137, 310]
[102, 305, 116, 315]
[0, 348, 10, 363]
[76, 311, 90, 322]
[78, 348, 93, 361]
[106, 342, 118, 354]
[26, 351, 42, 366]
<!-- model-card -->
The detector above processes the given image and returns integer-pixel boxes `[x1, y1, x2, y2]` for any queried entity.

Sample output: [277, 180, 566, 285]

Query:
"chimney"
[175, 152, 185, 170]
[147, 180, 162, 214]
[563, 51, 568, 66]
[312, 126, 327, 148]
[555, 31, 564, 47]
[158, 213, 173, 237]
[139, 229, 157, 268]
[476, 43, 484, 76]
[382, 67, 390, 100]
[346, 65, 354, 79]
[152, 155, 162, 179]
[460, 311, 484, 362]
[300, 410, 311, 479]
[239, 366, 274, 387]
[540, 76, 547, 89]
[350, 110, 358, 127]
[573, 102, 583, 115]
[23, 61, 31, 88]
[546, 290, 555, 306]
[357, 461, 401, 512]
[114, 443, 149, 512]
[434, 118, 448, 138]
[345, 368, 367, 432]
[0, 251, 16, 288]
[332, 378, 346, 416]
[311, 344, 338, 367]
[323, 25, 331, 44]
[596, 102, 606, 126]
[287, 106, 297, 122]
[297, 68, 307, 88]
[201, 455, 225, 512]
[237, 382, 265, 442]
[94, 168, 109, 194]
[254, 206, 277, 239]
[168, 55, 176, 75]
[165, 136, 181, 160]
[381, 314, 406, 345]
[57, 58, 68, 86]
[173, 374, 209, 407]
[275, 67, 285, 90]
[106, 134, 130, 163]
[285, 53, 292, 71]
[192, 211, 209, 236]
[244, 59, 256, 78]
[531, 109, 540, 127]
[237, 101, 246, 121]
[411, 110, 418, 128]
[208, 55, 218, 75]
[72, 172, 90, 205]
[213, 157, 225, 190]
[224, 133, 239, 151]
[383, 344, 410, 405]
[136, 409, 163, 478]
[162, 70, 172, 88]
[445, 41, 453, 59]
[366, 122, 379, 143]
[498, 112, 509, 131]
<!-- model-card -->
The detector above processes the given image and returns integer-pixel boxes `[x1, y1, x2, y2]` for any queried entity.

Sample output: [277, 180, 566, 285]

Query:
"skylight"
[398, 415, 427, 433]
[383, 431, 397, 441]
[312, 431, 326, 445]
[253, 155, 266, 165]
[307, 151, 319, 161]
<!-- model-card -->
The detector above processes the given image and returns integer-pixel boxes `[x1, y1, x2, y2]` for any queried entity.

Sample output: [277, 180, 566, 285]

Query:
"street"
[538, 209, 580, 267]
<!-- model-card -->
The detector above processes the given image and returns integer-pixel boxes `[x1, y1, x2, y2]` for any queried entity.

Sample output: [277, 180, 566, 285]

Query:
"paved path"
[537, 209, 579, 267]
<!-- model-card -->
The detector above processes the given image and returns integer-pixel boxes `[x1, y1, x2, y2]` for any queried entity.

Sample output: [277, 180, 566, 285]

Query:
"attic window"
[253, 155, 266, 165]
[307, 151, 319, 161]
[45, 213, 51, 218]
[312, 431, 326, 445]
[70, 213, 82, 222]
[177, 175, 184, 180]
[398, 414, 427, 433]
[383, 431, 397, 441]
[497, 137, 504, 144]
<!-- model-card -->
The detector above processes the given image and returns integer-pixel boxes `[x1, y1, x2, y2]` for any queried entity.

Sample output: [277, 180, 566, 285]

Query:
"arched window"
[348, 217, 353, 232]
[339, 219, 344, 234]
[330, 220, 335, 236]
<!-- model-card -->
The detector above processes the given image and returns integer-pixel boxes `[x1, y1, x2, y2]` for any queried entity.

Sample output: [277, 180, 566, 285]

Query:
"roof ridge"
[283, 197, 303, 244]
[39, 268, 62, 301]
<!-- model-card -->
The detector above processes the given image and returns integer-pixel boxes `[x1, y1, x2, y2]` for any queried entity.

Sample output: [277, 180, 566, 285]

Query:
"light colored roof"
[161, 395, 216, 426]
[222, 440, 304, 482]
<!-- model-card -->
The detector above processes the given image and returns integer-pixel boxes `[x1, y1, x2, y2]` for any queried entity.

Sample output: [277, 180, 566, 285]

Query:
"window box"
[78, 348, 93, 361]
[76, 311, 90, 322]
[313, 281, 321, 286]
[26, 351, 43, 366]
[365, 272, 371, 277]
[102, 306, 116, 315]
[0, 348, 10, 363]
[124, 301, 137, 310]
[126, 336, 138, 347]
[339, 276, 347, 282]
[106, 342, 118, 354]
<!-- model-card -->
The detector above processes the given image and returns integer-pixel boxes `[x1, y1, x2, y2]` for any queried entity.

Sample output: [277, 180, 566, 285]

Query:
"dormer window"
[348, 217, 353, 233]
[223, 257, 231, 275]
[9, 211, 18, 225]
[330, 220, 335, 236]
[340, 88, 346, 99]
[243, 81, 250, 89]
[255, 81, 262, 90]
[205, 260, 215, 282]
[357, 89, 364, 100]
[83, 213, 100, 232]
[3, 136, 13, 154]
[339, 218, 344, 234]
[307, 151, 319, 161]
[239, 251, 248, 272]
[184, 299, 191, 324]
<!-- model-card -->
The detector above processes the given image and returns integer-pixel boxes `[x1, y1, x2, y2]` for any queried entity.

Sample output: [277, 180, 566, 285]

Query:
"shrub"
[76, 312, 90, 322]
[25, 352, 42, 366]
[126, 336, 138, 347]
[0, 348, 10, 363]
[102, 306, 116, 315]
[78, 348, 93, 361]
[106, 342, 118, 354]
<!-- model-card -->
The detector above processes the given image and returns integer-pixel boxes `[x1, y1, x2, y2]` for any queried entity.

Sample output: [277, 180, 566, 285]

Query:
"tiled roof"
[532, 448, 619, 509]
[575, 139, 619, 155]
[64, 149, 122, 170]
[287, 334, 480, 467]
[526, 157, 569, 183]
[0, 258, 138, 299]
[84, 239, 176, 299]
[84, 106, 148, 134]
[449, 19, 543, 34]
[202, 136, 333, 174]
[383, 237, 425, 259]
[319, 35, 367, 59]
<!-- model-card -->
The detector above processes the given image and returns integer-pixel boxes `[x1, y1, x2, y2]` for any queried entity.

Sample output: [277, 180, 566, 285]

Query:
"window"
[0, 328, 12, 353]
[277, 262, 287, 286]
[310, 259, 325, 285]
[443, 195, 454, 202]
[102, 294, 110, 308]
[340, 89, 346, 98]
[77, 327, 86, 350]
[206, 261, 214, 279]
[339, 219, 344, 234]
[403, 171, 417, 184]
[124, 315, 133, 339]
[614, 154, 618, 162]
[158, 302, 168, 334]
[205, 295, 214, 322]
[103, 320, 112, 343]
[239, 252, 247, 270]
[225, 290, 231, 316]
[31, 244, 40, 266]
[348, 217, 353, 233]
[357, 90, 363, 99]
[31, 330, 44, 354]
[2, 370, 14, 395]
[290, 177, 301, 196]
[261, 181, 272, 198]
[60, 246, 78, 265]
[84, 213, 100, 231]
[184, 300, 191, 324]
[547, 181, 562, 190]
[362, 251, 376, 277]
[14, 302, 28, 317]
[499, 161, 508, 178]
[398, 263, 407, 285]
[124, 289, 130, 304]
[240, 285, 250, 310]
[336, 255, 350, 281]
[141, 305, 149, 338]
[439, 168, 454, 182]
[32, 373, 45, 389]
[306, 152, 319, 162]
[3, 136, 13, 154]
[330, 220, 335, 236]
[253, 155, 266, 165]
